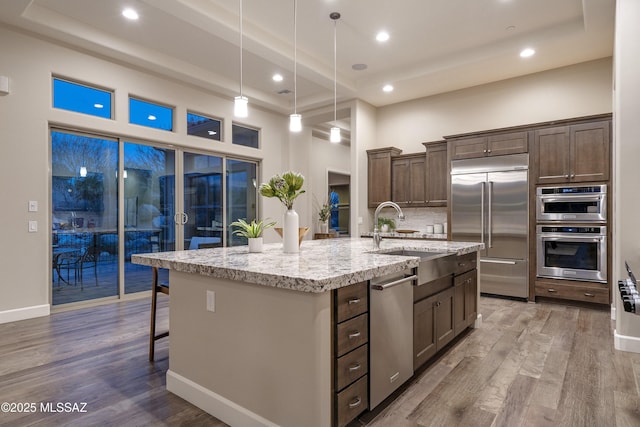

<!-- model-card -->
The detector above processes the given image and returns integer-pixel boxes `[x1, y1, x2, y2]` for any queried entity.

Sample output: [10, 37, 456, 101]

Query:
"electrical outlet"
[28, 200, 38, 212]
[28, 221, 38, 232]
[206, 290, 215, 312]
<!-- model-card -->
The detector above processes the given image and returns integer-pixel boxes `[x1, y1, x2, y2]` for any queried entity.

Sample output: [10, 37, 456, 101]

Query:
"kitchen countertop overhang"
[132, 238, 483, 293]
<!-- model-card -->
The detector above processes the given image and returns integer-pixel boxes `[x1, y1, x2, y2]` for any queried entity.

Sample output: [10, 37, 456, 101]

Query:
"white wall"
[0, 25, 289, 320]
[374, 58, 613, 153]
[614, 0, 640, 346]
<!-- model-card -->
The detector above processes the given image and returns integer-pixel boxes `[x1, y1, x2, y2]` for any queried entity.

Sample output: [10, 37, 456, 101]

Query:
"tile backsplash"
[375, 207, 447, 233]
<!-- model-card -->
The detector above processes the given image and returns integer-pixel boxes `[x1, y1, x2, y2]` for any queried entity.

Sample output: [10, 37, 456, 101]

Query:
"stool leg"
[149, 267, 158, 362]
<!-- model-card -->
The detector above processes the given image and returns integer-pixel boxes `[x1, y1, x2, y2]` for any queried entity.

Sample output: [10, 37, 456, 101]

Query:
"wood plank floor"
[1, 296, 639, 426]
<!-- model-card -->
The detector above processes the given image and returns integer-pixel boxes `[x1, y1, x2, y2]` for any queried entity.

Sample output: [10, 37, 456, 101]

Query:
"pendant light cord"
[293, 0, 297, 114]
[239, 0, 243, 97]
[333, 18, 337, 123]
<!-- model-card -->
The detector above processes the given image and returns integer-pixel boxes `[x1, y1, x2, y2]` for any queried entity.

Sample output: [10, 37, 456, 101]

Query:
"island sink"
[380, 250, 456, 285]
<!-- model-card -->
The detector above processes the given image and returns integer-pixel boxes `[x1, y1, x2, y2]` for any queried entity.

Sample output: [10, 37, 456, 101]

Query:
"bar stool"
[149, 267, 169, 362]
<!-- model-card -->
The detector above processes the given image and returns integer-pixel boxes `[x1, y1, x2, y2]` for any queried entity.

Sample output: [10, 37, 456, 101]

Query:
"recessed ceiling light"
[122, 8, 139, 20]
[506, 25, 516, 31]
[520, 48, 535, 58]
[376, 31, 390, 42]
[383, 84, 394, 92]
[352, 63, 368, 71]
[272, 74, 283, 82]
[147, 115, 156, 121]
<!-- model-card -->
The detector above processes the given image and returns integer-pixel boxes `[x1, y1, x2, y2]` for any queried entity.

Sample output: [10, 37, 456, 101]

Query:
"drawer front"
[335, 344, 368, 391]
[535, 281, 609, 304]
[455, 253, 477, 275]
[336, 375, 368, 427]
[336, 282, 368, 323]
[336, 314, 368, 357]
[414, 275, 452, 302]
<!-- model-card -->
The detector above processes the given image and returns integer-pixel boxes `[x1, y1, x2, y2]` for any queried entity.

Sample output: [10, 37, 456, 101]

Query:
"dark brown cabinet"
[424, 141, 448, 206]
[367, 147, 402, 207]
[449, 131, 528, 160]
[413, 286, 454, 370]
[534, 120, 610, 184]
[392, 154, 427, 206]
[333, 281, 368, 427]
[453, 269, 477, 335]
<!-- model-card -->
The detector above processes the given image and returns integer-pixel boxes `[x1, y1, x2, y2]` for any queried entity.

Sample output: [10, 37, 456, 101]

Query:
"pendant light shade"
[330, 12, 341, 143]
[235, 0, 248, 118]
[290, 0, 301, 132]
[289, 113, 302, 132]
[234, 95, 248, 118]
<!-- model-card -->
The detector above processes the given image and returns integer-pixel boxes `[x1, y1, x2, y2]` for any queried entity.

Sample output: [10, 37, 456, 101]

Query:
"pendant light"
[289, 0, 302, 132]
[329, 12, 341, 143]
[234, 0, 248, 118]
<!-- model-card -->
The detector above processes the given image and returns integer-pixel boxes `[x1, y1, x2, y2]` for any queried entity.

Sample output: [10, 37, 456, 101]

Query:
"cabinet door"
[435, 287, 455, 349]
[534, 126, 571, 184]
[426, 142, 447, 206]
[409, 156, 427, 205]
[570, 121, 610, 182]
[413, 295, 436, 369]
[450, 137, 488, 160]
[464, 270, 477, 328]
[487, 131, 528, 156]
[391, 157, 411, 206]
[453, 281, 466, 336]
[368, 152, 394, 207]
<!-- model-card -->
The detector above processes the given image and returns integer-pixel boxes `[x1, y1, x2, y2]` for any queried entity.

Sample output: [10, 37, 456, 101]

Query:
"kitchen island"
[133, 238, 483, 427]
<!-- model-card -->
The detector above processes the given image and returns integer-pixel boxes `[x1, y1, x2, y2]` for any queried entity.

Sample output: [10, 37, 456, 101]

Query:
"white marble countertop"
[132, 237, 483, 293]
[360, 231, 447, 240]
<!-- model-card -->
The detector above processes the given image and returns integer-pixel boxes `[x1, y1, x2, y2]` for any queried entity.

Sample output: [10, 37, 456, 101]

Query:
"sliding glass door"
[51, 129, 259, 305]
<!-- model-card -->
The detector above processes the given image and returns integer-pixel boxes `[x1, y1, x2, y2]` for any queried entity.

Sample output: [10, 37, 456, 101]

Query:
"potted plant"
[316, 197, 331, 234]
[259, 171, 305, 253]
[230, 218, 276, 253]
[377, 217, 396, 233]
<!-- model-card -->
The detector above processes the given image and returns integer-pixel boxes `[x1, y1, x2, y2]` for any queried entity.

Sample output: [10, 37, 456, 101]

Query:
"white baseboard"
[614, 329, 640, 353]
[0, 304, 49, 324]
[474, 313, 483, 328]
[166, 370, 279, 427]
[611, 305, 616, 321]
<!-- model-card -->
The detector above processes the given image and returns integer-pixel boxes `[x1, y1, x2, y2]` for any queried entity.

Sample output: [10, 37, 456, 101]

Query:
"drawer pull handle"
[348, 397, 362, 409]
[584, 292, 595, 297]
[348, 298, 361, 305]
[547, 288, 557, 293]
[348, 363, 361, 372]
[348, 331, 361, 339]
[465, 279, 472, 284]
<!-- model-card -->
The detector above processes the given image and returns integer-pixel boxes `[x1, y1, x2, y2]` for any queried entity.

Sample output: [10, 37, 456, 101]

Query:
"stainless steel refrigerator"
[450, 153, 529, 298]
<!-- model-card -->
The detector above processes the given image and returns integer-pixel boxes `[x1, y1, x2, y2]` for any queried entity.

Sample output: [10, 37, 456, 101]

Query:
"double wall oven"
[536, 185, 607, 283]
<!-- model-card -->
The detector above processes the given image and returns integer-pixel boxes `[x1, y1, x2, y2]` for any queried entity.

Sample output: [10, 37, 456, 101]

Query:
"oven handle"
[538, 235, 605, 243]
[539, 195, 604, 203]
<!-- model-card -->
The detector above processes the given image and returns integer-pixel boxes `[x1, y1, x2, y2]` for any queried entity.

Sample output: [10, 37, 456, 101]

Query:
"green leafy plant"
[230, 218, 276, 239]
[259, 171, 305, 210]
[377, 217, 396, 230]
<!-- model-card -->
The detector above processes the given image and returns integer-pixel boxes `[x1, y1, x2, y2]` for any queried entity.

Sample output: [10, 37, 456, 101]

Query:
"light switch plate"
[206, 290, 215, 312]
[28, 221, 38, 232]
[28, 200, 38, 212]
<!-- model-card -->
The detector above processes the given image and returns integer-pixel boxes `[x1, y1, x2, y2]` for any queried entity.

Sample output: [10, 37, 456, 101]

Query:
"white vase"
[248, 237, 263, 253]
[320, 220, 329, 234]
[283, 208, 299, 253]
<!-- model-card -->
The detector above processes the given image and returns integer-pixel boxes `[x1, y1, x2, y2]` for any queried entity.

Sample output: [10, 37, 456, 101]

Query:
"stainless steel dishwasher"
[369, 267, 416, 409]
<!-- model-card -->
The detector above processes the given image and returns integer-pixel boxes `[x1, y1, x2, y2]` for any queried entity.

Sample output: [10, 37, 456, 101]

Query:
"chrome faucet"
[372, 201, 405, 249]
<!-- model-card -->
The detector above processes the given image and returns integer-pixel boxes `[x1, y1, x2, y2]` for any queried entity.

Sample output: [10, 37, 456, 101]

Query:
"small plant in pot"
[377, 217, 396, 233]
[230, 218, 276, 253]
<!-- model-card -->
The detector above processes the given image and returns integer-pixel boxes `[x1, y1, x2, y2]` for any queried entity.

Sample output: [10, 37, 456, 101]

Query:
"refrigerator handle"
[480, 182, 486, 245]
[488, 181, 493, 249]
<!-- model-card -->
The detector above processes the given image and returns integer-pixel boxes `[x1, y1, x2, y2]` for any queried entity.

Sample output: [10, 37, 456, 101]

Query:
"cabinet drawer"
[336, 282, 368, 323]
[336, 375, 368, 427]
[336, 314, 368, 357]
[535, 281, 609, 304]
[455, 253, 477, 275]
[335, 344, 368, 391]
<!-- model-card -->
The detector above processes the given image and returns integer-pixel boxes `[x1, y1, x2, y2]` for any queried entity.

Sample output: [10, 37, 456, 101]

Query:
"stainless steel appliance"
[536, 225, 607, 283]
[450, 154, 529, 298]
[369, 268, 415, 409]
[536, 184, 607, 223]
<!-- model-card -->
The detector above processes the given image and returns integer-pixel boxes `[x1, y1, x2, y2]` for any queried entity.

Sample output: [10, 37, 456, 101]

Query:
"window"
[129, 97, 173, 131]
[232, 124, 259, 149]
[187, 112, 222, 141]
[52, 77, 112, 119]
